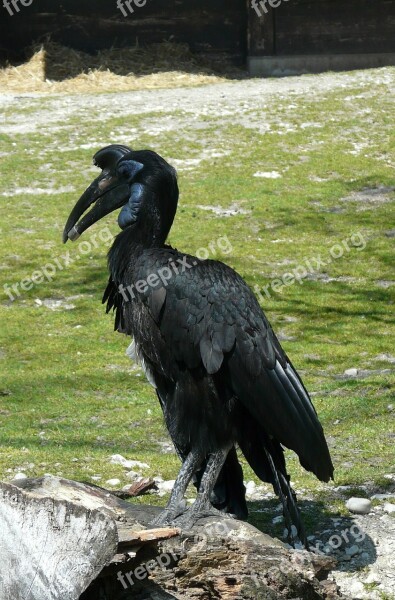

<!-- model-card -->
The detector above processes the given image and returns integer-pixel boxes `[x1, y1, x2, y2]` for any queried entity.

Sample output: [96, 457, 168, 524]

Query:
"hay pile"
[0, 41, 239, 94]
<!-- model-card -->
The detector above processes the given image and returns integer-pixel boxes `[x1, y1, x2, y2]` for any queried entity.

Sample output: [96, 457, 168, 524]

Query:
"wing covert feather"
[105, 251, 333, 481]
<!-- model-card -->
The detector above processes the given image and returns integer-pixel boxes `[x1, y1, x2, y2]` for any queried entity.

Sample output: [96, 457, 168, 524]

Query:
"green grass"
[1, 70, 394, 531]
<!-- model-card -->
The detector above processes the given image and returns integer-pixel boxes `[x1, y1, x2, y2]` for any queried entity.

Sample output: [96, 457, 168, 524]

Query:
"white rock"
[293, 541, 304, 550]
[360, 552, 370, 562]
[253, 171, 282, 179]
[13, 473, 27, 480]
[371, 493, 395, 500]
[245, 481, 258, 497]
[383, 502, 395, 514]
[344, 368, 358, 376]
[345, 544, 359, 557]
[346, 497, 371, 514]
[125, 459, 150, 469]
[156, 480, 175, 494]
[364, 572, 380, 584]
[109, 454, 149, 470]
[105, 478, 121, 487]
[347, 581, 365, 596]
[90, 476, 101, 481]
[272, 515, 284, 525]
[125, 470, 141, 481]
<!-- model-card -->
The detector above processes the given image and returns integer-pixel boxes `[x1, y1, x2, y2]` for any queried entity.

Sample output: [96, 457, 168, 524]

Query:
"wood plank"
[0, 0, 247, 64]
[275, 0, 395, 55]
[118, 526, 180, 547]
[247, 1, 275, 56]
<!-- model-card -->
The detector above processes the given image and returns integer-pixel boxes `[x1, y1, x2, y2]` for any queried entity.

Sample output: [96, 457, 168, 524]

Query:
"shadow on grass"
[267, 281, 393, 324]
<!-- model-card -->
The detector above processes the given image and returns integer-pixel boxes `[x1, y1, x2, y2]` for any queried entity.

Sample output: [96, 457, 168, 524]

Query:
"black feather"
[70, 147, 334, 547]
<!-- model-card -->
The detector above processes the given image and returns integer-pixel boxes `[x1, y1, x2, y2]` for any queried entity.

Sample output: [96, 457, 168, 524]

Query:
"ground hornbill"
[63, 144, 334, 546]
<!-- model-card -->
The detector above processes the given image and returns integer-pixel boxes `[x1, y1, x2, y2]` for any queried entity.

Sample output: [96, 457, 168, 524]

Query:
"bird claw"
[149, 501, 232, 530]
[169, 504, 234, 530]
[149, 505, 187, 528]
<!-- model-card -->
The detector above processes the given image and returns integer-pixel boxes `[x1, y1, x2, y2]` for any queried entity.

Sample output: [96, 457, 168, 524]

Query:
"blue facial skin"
[117, 160, 144, 181]
[118, 183, 146, 229]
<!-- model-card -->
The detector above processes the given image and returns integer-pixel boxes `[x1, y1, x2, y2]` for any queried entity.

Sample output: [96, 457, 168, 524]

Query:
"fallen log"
[0, 479, 118, 600]
[0, 476, 343, 599]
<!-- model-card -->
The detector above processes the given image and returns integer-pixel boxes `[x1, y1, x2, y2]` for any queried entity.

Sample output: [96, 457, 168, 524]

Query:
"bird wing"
[102, 276, 130, 334]
[106, 250, 333, 482]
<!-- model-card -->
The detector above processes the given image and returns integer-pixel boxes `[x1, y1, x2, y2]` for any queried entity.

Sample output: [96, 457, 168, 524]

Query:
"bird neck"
[107, 221, 167, 284]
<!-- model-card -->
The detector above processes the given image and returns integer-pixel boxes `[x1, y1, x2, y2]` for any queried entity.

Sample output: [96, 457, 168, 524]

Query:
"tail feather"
[268, 361, 334, 482]
[263, 444, 308, 548]
[238, 421, 308, 548]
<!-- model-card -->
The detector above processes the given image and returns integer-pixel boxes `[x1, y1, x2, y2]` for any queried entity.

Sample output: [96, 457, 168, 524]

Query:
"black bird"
[63, 144, 333, 545]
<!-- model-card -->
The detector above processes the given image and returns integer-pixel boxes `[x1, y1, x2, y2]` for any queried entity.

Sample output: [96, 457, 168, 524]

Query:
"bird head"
[63, 144, 179, 244]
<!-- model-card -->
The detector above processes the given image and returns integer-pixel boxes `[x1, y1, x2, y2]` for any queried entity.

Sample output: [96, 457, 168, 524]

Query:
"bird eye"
[117, 160, 144, 181]
[117, 163, 130, 178]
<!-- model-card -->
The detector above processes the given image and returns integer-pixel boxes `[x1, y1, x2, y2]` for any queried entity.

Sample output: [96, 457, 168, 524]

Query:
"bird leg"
[150, 449, 205, 527]
[173, 444, 233, 529]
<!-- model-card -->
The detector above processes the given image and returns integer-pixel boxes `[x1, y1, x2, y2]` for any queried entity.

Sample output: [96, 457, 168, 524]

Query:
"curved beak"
[63, 172, 130, 243]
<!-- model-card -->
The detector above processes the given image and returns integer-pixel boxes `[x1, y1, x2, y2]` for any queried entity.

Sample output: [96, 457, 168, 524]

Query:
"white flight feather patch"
[126, 340, 157, 388]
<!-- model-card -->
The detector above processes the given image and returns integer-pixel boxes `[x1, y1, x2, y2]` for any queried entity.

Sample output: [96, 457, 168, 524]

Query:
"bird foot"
[170, 503, 235, 530]
[149, 504, 187, 528]
[149, 497, 236, 531]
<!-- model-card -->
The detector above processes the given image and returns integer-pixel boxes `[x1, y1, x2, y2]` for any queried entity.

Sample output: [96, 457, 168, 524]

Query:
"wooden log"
[3, 476, 343, 600]
[0, 480, 118, 600]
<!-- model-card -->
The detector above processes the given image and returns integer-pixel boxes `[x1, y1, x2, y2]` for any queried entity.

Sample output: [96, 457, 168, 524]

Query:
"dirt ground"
[2, 67, 394, 138]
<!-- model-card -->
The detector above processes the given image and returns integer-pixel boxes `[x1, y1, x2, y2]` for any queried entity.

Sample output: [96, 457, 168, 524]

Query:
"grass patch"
[0, 69, 394, 533]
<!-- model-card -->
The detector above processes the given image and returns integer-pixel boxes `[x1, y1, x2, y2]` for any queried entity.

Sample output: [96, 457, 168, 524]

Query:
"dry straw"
[0, 41, 241, 94]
